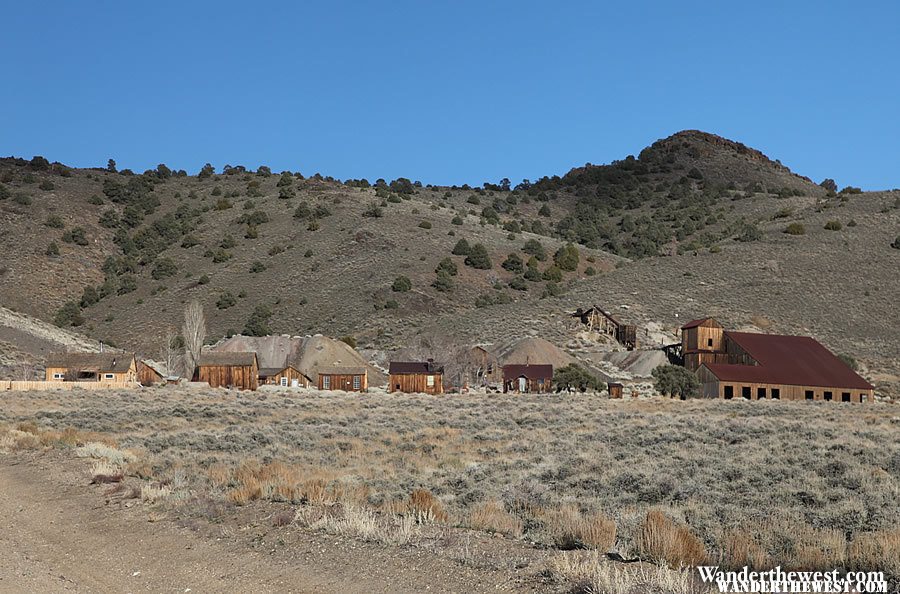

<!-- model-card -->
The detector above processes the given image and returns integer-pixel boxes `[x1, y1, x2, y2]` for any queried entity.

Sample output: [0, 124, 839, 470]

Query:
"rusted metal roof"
[198, 352, 258, 367]
[389, 361, 444, 374]
[703, 332, 874, 390]
[46, 352, 135, 373]
[502, 364, 553, 381]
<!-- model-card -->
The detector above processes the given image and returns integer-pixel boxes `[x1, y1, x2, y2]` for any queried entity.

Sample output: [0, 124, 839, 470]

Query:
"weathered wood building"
[45, 352, 138, 384]
[137, 359, 166, 386]
[681, 318, 874, 403]
[259, 365, 312, 388]
[195, 352, 259, 390]
[317, 367, 367, 392]
[389, 360, 444, 394]
[571, 306, 638, 349]
[502, 364, 553, 394]
[608, 382, 624, 399]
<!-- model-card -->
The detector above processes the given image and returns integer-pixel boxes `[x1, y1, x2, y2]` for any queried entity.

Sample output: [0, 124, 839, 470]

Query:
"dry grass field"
[2, 387, 898, 590]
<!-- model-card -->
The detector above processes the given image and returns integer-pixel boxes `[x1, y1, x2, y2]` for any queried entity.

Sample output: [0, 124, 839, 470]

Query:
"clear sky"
[2, 1, 898, 189]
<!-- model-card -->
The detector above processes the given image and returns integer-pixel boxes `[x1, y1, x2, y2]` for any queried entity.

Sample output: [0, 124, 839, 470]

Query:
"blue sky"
[2, 1, 898, 189]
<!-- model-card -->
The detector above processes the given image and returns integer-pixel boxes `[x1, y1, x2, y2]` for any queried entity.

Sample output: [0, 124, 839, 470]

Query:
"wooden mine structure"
[571, 306, 638, 350]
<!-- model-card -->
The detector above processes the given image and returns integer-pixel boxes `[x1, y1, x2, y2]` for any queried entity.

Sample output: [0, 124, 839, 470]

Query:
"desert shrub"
[480, 207, 499, 224]
[62, 227, 89, 246]
[824, 220, 842, 231]
[451, 215, 463, 225]
[362, 202, 383, 218]
[542, 505, 616, 550]
[467, 195, 480, 205]
[464, 244, 492, 269]
[216, 292, 237, 309]
[736, 223, 762, 242]
[892, 236, 900, 250]
[435, 258, 458, 276]
[538, 204, 551, 217]
[508, 276, 527, 291]
[554, 243, 580, 271]
[652, 365, 699, 398]
[542, 265, 563, 282]
[468, 500, 523, 537]
[451, 238, 471, 255]
[384, 299, 399, 309]
[80, 286, 100, 308]
[637, 510, 707, 567]
[432, 270, 454, 292]
[243, 305, 273, 336]
[276, 171, 293, 187]
[839, 186, 862, 195]
[837, 353, 859, 371]
[13, 193, 32, 205]
[475, 292, 512, 307]
[554, 364, 602, 393]
[773, 207, 793, 219]
[249, 261, 267, 273]
[181, 234, 199, 248]
[54, 301, 84, 327]
[541, 282, 564, 298]
[45, 214, 65, 229]
[150, 258, 178, 280]
[197, 274, 210, 285]
[220, 235, 237, 249]
[584, 266, 596, 276]
[0, 183, 9, 200]
[46, 241, 59, 256]
[501, 253, 524, 273]
[244, 225, 258, 239]
[502, 220, 521, 234]
[340, 335, 357, 349]
[97, 209, 119, 228]
[117, 275, 137, 294]
[212, 249, 232, 263]
[407, 489, 448, 523]
[784, 223, 806, 235]
[522, 239, 546, 260]
[391, 276, 412, 292]
[418, 221, 432, 229]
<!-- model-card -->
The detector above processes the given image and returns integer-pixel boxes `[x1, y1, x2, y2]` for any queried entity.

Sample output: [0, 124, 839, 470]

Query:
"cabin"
[258, 365, 312, 388]
[571, 306, 638, 349]
[45, 352, 138, 384]
[502, 364, 553, 394]
[137, 359, 167, 386]
[608, 382, 624, 399]
[389, 360, 444, 394]
[317, 367, 367, 392]
[681, 318, 874, 403]
[195, 352, 259, 390]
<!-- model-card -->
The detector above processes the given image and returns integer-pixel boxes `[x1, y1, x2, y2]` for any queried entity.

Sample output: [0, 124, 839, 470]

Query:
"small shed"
[317, 367, 367, 392]
[389, 360, 444, 394]
[502, 364, 553, 394]
[608, 382, 624, 399]
[45, 352, 138, 384]
[137, 360, 167, 386]
[259, 365, 312, 388]
[196, 352, 259, 390]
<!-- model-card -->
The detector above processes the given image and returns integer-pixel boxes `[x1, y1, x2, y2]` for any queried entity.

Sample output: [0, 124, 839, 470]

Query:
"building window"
[723, 385, 734, 399]
[323, 376, 330, 390]
[280, 377, 288, 387]
[53, 373, 65, 380]
[805, 390, 814, 400]
[707, 338, 713, 347]
[824, 391, 833, 401]
[352, 375, 361, 390]
[757, 387, 766, 399]
[859, 393, 866, 403]
[771, 388, 780, 400]
[426, 375, 435, 387]
[104, 373, 115, 380]
[840, 392, 850, 402]
[741, 386, 751, 400]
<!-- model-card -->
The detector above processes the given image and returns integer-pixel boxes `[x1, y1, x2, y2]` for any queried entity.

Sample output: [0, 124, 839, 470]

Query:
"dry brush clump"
[637, 509, 708, 568]
[548, 551, 711, 594]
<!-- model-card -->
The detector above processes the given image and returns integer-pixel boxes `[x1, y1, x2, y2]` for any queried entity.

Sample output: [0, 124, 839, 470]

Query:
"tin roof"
[389, 361, 445, 374]
[502, 364, 553, 381]
[702, 332, 874, 390]
[198, 352, 258, 367]
[46, 352, 135, 373]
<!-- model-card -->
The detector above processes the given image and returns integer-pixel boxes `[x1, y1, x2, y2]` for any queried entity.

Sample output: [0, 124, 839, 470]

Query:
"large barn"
[682, 318, 874, 402]
[388, 360, 444, 394]
[195, 352, 259, 391]
[45, 352, 137, 384]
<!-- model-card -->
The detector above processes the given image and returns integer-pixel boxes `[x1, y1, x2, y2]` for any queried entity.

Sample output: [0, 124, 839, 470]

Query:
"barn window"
[104, 373, 115, 380]
[707, 338, 713, 347]
[841, 392, 850, 402]
[805, 390, 814, 400]
[824, 391, 833, 401]
[757, 387, 766, 399]
[323, 376, 331, 389]
[741, 386, 751, 399]
[771, 388, 780, 399]
[426, 375, 435, 387]
[280, 377, 288, 387]
[53, 373, 64, 380]
[353, 375, 361, 390]
[723, 385, 734, 399]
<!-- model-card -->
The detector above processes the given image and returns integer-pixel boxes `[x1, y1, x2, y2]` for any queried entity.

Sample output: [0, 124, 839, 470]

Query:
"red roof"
[702, 332, 873, 390]
[503, 364, 553, 381]
[681, 317, 720, 330]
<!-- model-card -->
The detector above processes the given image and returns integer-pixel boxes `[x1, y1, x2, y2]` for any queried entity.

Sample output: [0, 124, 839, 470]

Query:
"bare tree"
[182, 300, 206, 378]
[161, 327, 181, 377]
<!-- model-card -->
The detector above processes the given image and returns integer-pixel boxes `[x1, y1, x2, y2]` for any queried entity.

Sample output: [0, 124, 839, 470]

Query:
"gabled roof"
[198, 352, 258, 367]
[702, 331, 873, 390]
[139, 359, 167, 377]
[502, 364, 553, 381]
[681, 317, 721, 330]
[318, 366, 367, 376]
[46, 352, 135, 373]
[258, 365, 310, 379]
[389, 361, 445, 374]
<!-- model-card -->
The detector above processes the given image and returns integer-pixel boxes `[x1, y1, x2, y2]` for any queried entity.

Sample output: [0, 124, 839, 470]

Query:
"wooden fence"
[1, 381, 141, 392]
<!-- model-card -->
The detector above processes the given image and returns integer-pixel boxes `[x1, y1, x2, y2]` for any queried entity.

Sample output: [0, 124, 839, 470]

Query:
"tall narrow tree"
[182, 301, 206, 378]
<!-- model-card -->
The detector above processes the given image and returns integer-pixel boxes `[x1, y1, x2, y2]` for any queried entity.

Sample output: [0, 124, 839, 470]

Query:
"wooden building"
[608, 382, 624, 399]
[137, 359, 166, 386]
[196, 352, 259, 390]
[502, 364, 553, 394]
[259, 365, 312, 388]
[571, 306, 638, 349]
[317, 367, 367, 392]
[457, 345, 502, 389]
[389, 360, 444, 394]
[45, 352, 138, 384]
[682, 318, 874, 403]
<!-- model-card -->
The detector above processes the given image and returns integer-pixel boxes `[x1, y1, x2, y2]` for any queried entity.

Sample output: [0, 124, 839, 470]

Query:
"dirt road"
[0, 455, 537, 593]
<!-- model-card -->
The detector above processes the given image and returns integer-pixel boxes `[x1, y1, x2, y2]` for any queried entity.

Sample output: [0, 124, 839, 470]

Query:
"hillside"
[1, 132, 898, 395]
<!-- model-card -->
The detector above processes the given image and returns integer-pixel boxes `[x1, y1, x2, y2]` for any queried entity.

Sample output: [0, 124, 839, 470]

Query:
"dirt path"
[0, 455, 543, 593]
